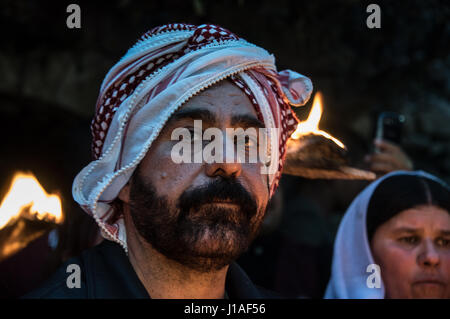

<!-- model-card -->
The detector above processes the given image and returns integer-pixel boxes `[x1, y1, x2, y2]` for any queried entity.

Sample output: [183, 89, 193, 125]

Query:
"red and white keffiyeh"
[72, 23, 313, 251]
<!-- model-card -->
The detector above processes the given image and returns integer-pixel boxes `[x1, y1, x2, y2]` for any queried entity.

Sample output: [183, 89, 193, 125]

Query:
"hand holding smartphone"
[365, 112, 413, 174]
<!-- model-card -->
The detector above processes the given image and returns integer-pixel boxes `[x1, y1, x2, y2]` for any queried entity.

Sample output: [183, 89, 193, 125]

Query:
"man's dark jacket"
[24, 240, 279, 298]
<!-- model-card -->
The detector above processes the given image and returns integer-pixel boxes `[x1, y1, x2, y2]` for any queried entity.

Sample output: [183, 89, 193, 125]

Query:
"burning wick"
[290, 92, 345, 149]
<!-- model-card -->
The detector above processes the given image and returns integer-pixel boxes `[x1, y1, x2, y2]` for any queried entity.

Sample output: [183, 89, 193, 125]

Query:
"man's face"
[121, 80, 270, 272]
[371, 205, 450, 298]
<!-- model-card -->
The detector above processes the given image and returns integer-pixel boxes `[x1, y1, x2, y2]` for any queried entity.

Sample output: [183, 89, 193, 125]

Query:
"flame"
[0, 172, 63, 230]
[290, 92, 345, 149]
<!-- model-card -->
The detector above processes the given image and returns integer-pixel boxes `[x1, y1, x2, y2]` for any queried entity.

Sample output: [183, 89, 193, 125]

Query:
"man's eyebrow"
[439, 230, 450, 236]
[231, 114, 265, 129]
[168, 108, 216, 125]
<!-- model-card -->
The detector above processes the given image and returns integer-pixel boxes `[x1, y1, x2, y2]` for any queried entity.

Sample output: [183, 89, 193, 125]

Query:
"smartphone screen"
[376, 112, 405, 145]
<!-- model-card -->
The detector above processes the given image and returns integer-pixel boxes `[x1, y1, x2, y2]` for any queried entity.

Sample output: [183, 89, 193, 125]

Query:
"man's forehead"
[173, 80, 258, 119]
[199, 81, 244, 97]
[188, 80, 249, 101]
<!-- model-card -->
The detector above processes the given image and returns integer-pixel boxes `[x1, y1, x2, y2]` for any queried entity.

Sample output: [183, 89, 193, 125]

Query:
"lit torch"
[0, 172, 64, 262]
[290, 92, 345, 148]
[283, 92, 376, 180]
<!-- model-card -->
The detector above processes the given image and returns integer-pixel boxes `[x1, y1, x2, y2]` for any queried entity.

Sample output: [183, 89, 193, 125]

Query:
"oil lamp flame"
[290, 92, 345, 149]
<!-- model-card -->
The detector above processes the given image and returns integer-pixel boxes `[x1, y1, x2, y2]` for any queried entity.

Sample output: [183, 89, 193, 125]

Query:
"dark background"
[0, 0, 449, 298]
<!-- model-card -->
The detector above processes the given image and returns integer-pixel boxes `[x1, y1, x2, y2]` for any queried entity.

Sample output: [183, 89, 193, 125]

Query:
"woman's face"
[371, 205, 450, 298]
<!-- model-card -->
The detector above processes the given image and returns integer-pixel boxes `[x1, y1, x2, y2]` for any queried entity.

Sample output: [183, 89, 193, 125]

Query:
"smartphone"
[375, 111, 405, 146]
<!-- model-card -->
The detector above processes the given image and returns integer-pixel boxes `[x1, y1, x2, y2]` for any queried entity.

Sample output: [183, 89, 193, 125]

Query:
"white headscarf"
[72, 24, 313, 252]
[324, 170, 448, 298]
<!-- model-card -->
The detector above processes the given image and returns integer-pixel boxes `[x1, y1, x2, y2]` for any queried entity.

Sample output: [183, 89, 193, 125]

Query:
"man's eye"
[244, 135, 258, 148]
[399, 236, 419, 245]
[189, 128, 203, 142]
[233, 135, 258, 147]
[436, 238, 450, 248]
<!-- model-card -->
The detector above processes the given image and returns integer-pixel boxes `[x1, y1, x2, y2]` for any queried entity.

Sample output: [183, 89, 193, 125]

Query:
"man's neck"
[125, 218, 228, 299]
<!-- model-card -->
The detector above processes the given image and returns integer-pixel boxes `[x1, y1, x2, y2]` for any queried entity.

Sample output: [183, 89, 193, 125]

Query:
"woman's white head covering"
[324, 170, 448, 299]
[72, 24, 313, 252]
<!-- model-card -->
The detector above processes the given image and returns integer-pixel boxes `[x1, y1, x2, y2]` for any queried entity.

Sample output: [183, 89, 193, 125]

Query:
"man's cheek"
[155, 142, 201, 177]
[153, 164, 200, 194]
[247, 170, 270, 209]
[255, 165, 270, 200]
[243, 162, 266, 183]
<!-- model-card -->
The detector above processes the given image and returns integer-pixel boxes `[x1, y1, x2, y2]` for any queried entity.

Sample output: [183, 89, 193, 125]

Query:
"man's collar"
[84, 240, 271, 298]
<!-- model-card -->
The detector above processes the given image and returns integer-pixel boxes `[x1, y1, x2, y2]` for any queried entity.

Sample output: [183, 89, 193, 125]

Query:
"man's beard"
[128, 172, 267, 272]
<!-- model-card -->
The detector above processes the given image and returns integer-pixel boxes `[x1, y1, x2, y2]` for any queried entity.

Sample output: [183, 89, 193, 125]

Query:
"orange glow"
[0, 172, 63, 230]
[290, 92, 345, 149]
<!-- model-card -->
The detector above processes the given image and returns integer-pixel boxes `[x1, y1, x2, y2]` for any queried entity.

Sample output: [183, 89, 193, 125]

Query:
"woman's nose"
[417, 239, 440, 268]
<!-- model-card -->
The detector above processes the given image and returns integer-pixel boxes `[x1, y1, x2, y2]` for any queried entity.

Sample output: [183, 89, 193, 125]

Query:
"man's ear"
[118, 183, 131, 204]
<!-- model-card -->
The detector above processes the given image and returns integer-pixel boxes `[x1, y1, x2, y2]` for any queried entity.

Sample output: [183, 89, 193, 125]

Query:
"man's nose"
[417, 239, 441, 268]
[204, 134, 242, 179]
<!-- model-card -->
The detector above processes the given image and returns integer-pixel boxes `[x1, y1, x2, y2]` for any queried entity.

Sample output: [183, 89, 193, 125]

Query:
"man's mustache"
[177, 179, 258, 218]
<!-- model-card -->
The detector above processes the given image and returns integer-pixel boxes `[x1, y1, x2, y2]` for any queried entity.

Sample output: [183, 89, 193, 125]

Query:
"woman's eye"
[399, 236, 419, 245]
[436, 238, 450, 248]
